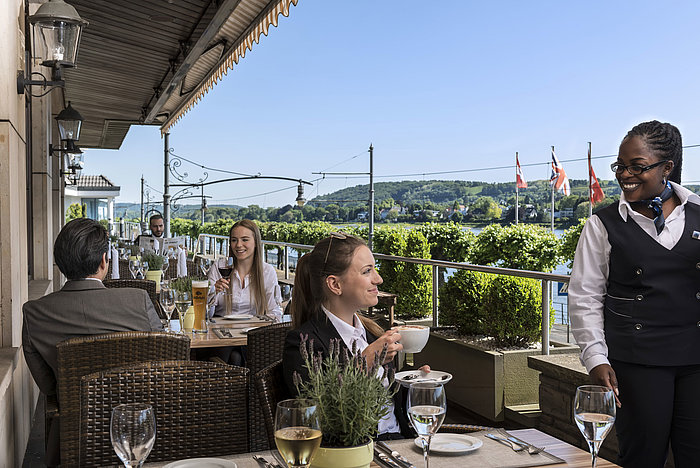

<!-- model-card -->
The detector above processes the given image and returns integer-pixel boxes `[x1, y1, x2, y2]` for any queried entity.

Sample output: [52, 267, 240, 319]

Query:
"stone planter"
[413, 332, 579, 422]
[311, 439, 374, 468]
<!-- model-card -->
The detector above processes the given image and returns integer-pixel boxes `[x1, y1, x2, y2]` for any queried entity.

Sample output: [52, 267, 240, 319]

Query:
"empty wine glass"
[110, 403, 156, 468]
[174, 290, 191, 334]
[128, 259, 140, 279]
[408, 382, 446, 468]
[574, 385, 616, 468]
[160, 255, 169, 280]
[274, 399, 321, 468]
[199, 257, 212, 277]
[140, 261, 149, 279]
[159, 285, 176, 333]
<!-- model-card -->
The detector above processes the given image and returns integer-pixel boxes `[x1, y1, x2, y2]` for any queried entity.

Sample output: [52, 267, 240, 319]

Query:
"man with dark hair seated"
[22, 218, 162, 466]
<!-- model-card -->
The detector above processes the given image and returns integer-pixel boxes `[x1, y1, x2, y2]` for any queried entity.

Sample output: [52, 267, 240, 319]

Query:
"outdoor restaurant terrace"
[1, 1, 648, 467]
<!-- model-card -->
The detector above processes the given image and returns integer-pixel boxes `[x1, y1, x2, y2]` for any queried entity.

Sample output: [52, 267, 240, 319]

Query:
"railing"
[195, 233, 571, 355]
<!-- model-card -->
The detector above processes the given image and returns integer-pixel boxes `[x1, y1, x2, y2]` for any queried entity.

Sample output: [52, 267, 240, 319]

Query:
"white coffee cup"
[393, 325, 430, 353]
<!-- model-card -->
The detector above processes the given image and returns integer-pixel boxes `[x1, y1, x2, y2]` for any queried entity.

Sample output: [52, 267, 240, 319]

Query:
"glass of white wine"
[110, 403, 156, 468]
[174, 290, 191, 335]
[408, 382, 446, 468]
[274, 399, 322, 468]
[159, 285, 176, 333]
[573, 385, 616, 468]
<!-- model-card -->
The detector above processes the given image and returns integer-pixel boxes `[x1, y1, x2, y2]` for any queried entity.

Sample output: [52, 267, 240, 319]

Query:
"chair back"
[79, 361, 248, 466]
[246, 322, 291, 451]
[254, 360, 285, 448]
[117, 258, 131, 280]
[57, 331, 190, 467]
[103, 279, 164, 319]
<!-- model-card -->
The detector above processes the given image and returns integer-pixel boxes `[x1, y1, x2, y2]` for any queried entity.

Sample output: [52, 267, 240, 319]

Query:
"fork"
[503, 434, 544, 454]
[485, 433, 527, 452]
[252, 454, 282, 468]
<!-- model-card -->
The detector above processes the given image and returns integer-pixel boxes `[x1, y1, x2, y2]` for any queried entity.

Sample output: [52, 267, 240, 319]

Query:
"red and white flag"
[550, 148, 570, 195]
[516, 154, 527, 188]
[588, 146, 604, 204]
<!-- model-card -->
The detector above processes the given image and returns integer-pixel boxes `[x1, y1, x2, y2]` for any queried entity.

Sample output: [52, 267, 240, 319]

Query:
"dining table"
[144, 428, 620, 467]
[169, 316, 273, 348]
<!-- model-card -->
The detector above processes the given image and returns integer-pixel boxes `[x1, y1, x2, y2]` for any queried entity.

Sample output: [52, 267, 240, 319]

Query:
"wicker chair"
[247, 322, 291, 451]
[79, 361, 248, 466]
[117, 258, 131, 280]
[57, 331, 190, 467]
[440, 423, 494, 433]
[103, 278, 164, 319]
[254, 360, 285, 448]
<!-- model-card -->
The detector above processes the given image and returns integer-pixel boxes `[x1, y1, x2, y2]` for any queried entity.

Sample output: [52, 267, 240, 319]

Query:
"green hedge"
[438, 270, 491, 335]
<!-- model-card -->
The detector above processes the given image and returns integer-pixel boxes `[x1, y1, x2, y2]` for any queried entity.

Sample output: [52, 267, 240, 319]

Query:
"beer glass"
[191, 280, 209, 334]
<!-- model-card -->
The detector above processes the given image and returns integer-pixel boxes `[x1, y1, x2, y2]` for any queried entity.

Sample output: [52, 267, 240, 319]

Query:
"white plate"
[414, 433, 482, 454]
[163, 458, 237, 468]
[221, 314, 255, 321]
[395, 370, 452, 387]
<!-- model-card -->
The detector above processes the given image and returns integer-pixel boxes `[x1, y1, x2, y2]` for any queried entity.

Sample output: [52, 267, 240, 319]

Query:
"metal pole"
[163, 132, 171, 237]
[515, 152, 519, 225]
[551, 146, 555, 232]
[140, 175, 144, 226]
[368, 144, 375, 250]
[284, 246, 290, 279]
[541, 279, 550, 355]
[588, 141, 593, 218]
[432, 265, 439, 327]
[201, 185, 205, 225]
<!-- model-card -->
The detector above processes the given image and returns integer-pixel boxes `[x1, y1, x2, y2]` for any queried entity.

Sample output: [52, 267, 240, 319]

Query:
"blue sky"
[84, 0, 700, 208]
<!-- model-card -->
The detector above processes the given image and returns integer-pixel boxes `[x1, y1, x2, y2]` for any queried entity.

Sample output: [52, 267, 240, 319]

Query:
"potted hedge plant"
[293, 335, 396, 468]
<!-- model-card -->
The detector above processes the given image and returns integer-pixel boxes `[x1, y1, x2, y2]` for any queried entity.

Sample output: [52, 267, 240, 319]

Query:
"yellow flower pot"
[145, 270, 163, 291]
[310, 440, 373, 468]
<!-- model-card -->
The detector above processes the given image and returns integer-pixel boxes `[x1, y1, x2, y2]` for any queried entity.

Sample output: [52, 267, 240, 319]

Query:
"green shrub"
[559, 217, 587, 270]
[479, 275, 554, 347]
[439, 270, 492, 335]
[470, 223, 560, 272]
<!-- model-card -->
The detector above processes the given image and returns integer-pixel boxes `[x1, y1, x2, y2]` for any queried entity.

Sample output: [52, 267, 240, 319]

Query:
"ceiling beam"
[143, 0, 242, 123]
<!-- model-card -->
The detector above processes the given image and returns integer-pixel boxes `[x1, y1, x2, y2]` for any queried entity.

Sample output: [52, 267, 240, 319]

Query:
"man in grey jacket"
[22, 218, 162, 465]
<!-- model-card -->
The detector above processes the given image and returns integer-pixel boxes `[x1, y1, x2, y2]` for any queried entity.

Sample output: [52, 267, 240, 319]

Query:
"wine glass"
[199, 257, 212, 277]
[161, 255, 169, 279]
[140, 261, 149, 279]
[574, 385, 616, 468]
[274, 399, 322, 468]
[159, 285, 176, 333]
[216, 256, 234, 279]
[407, 382, 446, 468]
[128, 259, 140, 279]
[174, 290, 191, 334]
[110, 403, 156, 468]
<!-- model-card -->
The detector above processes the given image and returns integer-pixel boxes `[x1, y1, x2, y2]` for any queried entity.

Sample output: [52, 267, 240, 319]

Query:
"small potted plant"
[293, 335, 396, 468]
[140, 251, 165, 288]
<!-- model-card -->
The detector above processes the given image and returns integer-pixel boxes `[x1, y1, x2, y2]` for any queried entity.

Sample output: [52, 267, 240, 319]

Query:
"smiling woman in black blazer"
[282, 233, 426, 439]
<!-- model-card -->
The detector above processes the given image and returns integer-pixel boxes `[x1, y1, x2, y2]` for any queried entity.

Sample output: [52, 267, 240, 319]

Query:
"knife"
[376, 440, 416, 468]
[374, 447, 402, 468]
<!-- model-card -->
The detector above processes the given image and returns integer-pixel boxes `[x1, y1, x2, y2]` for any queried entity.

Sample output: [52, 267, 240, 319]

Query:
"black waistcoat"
[596, 201, 700, 366]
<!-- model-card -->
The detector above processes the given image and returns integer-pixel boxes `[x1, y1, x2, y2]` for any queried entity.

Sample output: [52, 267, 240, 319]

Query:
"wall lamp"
[17, 0, 88, 95]
[49, 101, 84, 156]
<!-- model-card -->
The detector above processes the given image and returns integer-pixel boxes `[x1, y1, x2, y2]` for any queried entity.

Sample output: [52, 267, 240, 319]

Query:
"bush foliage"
[438, 270, 491, 335]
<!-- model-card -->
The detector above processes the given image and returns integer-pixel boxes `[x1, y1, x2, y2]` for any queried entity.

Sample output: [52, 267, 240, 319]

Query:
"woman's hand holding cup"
[363, 329, 402, 365]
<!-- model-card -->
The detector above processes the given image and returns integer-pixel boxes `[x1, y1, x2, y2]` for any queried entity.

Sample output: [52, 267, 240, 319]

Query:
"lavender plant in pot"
[293, 335, 397, 468]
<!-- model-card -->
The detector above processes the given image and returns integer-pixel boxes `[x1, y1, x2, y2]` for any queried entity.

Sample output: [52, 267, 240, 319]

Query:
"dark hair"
[149, 214, 163, 223]
[54, 218, 109, 280]
[291, 234, 383, 337]
[624, 120, 683, 183]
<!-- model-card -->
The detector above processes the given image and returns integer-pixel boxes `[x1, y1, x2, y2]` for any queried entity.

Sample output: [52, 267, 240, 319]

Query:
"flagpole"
[551, 146, 555, 231]
[588, 142, 593, 217]
[515, 152, 519, 225]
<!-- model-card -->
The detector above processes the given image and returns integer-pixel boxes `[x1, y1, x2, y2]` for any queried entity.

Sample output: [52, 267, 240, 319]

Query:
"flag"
[588, 147, 604, 204]
[516, 154, 527, 188]
[550, 148, 570, 195]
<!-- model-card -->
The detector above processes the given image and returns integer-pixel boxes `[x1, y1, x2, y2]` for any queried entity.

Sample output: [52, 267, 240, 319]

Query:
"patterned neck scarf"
[635, 181, 673, 235]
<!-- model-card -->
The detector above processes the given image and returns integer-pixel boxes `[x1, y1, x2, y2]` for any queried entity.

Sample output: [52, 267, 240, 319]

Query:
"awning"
[62, 0, 300, 149]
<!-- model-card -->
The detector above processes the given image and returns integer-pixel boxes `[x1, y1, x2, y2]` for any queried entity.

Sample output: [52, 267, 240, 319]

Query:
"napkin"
[153, 237, 159, 253]
[111, 246, 120, 279]
[176, 247, 187, 277]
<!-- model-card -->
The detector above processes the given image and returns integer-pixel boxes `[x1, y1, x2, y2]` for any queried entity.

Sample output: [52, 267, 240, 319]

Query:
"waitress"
[569, 121, 700, 467]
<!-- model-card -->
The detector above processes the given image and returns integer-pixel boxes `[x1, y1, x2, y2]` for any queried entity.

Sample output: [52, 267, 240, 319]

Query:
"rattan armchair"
[79, 361, 249, 466]
[254, 360, 285, 448]
[57, 331, 190, 467]
[440, 423, 494, 433]
[103, 278, 164, 319]
[247, 322, 291, 451]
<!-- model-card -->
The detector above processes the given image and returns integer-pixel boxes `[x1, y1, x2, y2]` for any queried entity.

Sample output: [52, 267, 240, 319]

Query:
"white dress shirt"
[569, 182, 700, 372]
[207, 262, 282, 320]
[322, 307, 401, 435]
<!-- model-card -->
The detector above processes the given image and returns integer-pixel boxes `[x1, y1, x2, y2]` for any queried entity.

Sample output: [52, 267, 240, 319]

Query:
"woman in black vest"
[569, 121, 700, 467]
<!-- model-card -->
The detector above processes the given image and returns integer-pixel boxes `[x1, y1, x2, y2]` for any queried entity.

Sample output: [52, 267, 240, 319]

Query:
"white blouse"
[207, 262, 282, 320]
